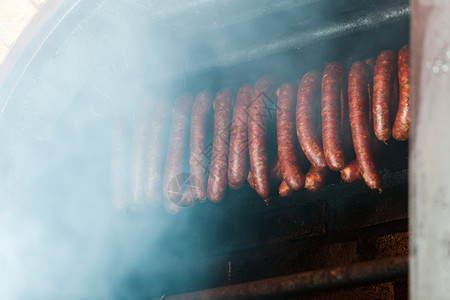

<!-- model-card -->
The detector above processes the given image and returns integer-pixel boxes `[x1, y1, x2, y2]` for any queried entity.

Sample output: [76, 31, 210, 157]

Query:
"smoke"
[0, 0, 410, 299]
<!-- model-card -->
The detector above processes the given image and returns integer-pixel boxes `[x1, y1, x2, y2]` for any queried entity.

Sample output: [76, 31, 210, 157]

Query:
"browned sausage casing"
[207, 88, 233, 202]
[248, 75, 276, 199]
[188, 91, 213, 203]
[348, 62, 382, 191]
[163, 93, 194, 202]
[392, 45, 410, 141]
[373, 50, 396, 142]
[145, 101, 172, 206]
[279, 180, 293, 197]
[322, 62, 346, 171]
[297, 71, 327, 168]
[228, 84, 253, 189]
[340, 159, 362, 183]
[277, 82, 305, 190]
[305, 166, 328, 192]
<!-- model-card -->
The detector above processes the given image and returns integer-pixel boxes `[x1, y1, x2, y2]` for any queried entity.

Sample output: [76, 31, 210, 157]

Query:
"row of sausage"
[112, 45, 410, 214]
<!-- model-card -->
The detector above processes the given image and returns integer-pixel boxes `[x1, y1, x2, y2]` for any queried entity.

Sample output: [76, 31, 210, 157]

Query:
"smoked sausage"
[248, 75, 276, 199]
[163, 93, 194, 202]
[228, 84, 253, 189]
[277, 82, 305, 190]
[348, 62, 383, 191]
[207, 88, 233, 202]
[373, 50, 396, 142]
[322, 62, 346, 171]
[297, 71, 327, 168]
[392, 45, 410, 141]
[188, 91, 213, 203]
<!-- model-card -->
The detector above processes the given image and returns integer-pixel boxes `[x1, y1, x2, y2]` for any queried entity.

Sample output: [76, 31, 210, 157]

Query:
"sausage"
[111, 113, 129, 210]
[207, 88, 233, 202]
[279, 180, 293, 197]
[305, 166, 328, 192]
[248, 75, 277, 199]
[373, 50, 396, 142]
[321, 62, 346, 171]
[188, 91, 213, 203]
[392, 45, 410, 141]
[348, 61, 383, 191]
[145, 101, 172, 206]
[163, 93, 195, 202]
[228, 84, 253, 189]
[340, 159, 362, 183]
[297, 71, 327, 168]
[277, 83, 305, 190]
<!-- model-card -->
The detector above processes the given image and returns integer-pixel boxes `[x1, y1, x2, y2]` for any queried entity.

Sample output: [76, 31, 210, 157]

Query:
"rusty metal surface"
[410, 0, 450, 298]
[153, 256, 407, 300]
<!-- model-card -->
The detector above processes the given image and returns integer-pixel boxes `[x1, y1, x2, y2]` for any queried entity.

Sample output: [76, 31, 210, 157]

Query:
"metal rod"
[153, 256, 408, 300]
[185, 1, 410, 75]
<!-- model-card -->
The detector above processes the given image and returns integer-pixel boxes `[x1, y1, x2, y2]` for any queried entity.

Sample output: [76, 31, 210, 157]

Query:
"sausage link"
[277, 83, 305, 190]
[207, 88, 233, 202]
[322, 62, 346, 171]
[188, 91, 213, 203]
[145, 101, 172, 206]
[373, 50, 396, 142]
[340, 159, 362, 183]
[228, 84, 253, 189]
[279, 180, 293, 197]
[163, 93, 195, 202]
[297, 71, 327, 168]
[348, 62, 383, 191]
[248, 75, 277, 199]
[305, 166, 328, 192]
[392, 45, 410, 141]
